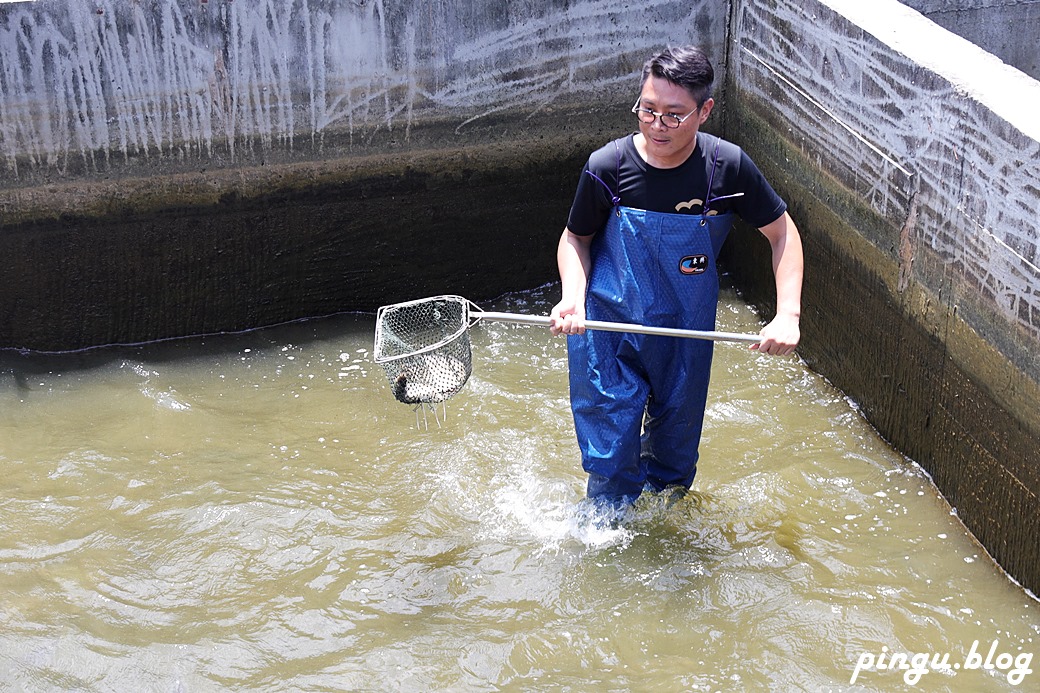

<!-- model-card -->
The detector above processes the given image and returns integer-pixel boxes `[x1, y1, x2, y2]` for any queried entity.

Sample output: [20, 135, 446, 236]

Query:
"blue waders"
[567, 144, 735, 505]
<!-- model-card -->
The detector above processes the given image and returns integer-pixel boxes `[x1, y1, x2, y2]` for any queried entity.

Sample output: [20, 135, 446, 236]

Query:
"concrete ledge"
[900, 0, 1040, 81]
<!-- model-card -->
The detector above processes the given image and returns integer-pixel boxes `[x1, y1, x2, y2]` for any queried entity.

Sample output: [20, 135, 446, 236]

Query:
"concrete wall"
[0, 0, 728, 349]
[722, 0, 1040, 591]
[0, 0, 726, 182]
[899, 0, 1040, 81]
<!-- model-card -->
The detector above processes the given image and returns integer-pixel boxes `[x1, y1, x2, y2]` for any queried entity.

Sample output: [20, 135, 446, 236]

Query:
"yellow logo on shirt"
[675, 198, 704, 212]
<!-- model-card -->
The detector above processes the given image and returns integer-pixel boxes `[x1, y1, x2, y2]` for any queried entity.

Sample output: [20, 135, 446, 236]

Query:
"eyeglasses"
[631, 97, 699, 129]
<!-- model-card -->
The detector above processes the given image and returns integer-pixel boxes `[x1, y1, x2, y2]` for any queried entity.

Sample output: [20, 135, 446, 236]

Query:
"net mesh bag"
[373, 295, 474, 404]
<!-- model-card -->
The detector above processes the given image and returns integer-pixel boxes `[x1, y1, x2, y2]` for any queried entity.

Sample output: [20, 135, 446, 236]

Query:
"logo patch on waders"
[679, 255, 709, 275]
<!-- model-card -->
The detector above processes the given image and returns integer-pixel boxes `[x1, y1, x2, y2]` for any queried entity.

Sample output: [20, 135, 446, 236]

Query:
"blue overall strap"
[582, 140, 622, 210]
[702, 136, 738, 258]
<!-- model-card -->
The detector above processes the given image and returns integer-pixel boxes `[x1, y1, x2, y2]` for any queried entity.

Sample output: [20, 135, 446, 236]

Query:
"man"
[549, 45, 803, 512]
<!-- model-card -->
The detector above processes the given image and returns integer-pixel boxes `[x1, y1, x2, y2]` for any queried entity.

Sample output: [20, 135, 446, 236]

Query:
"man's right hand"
[550, 301, 586, 336]
[552, 229, 595, 336]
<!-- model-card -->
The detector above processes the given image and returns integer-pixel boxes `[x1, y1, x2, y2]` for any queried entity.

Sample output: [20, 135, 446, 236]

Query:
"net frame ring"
[373, 295, 475, 404]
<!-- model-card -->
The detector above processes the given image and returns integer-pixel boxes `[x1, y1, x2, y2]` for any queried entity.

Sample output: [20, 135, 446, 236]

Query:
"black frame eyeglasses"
[631, 97, 699, 129]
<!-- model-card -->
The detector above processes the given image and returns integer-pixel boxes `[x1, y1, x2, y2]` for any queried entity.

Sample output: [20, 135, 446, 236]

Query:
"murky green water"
[0, 285, 1036, 692]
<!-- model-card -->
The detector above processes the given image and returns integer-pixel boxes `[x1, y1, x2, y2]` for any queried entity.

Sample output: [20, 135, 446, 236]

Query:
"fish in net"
[373, 296, 474, 428]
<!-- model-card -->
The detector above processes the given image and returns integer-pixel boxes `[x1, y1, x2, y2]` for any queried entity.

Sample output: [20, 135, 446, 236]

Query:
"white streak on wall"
[740, 45, 912, 177]
[0, 0, 726, 177]
[734, 0, 1040, 345]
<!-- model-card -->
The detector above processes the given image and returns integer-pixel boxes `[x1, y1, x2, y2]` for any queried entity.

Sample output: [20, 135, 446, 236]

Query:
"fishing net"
[373, 295, 474, 410]
[373, 293, 760, 429]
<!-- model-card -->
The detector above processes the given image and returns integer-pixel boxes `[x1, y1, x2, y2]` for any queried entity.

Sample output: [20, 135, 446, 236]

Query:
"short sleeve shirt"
[566, 132, 787, 236]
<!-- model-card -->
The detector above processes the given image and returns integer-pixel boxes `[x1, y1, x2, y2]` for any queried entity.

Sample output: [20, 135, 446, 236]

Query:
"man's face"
[636, 75, 714, 168]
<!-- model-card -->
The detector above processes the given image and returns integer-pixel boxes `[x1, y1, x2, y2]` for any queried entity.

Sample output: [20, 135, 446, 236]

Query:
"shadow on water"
[0, 282, 1037, 691]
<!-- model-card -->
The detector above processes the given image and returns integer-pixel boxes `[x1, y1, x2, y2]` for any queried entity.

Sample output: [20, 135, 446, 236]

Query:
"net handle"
[473, 311, 761, 344]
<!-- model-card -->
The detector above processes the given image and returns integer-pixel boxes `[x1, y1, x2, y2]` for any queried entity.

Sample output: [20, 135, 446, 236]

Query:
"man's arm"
[549, 228, 595, 335]
[755, 211, 803, 355]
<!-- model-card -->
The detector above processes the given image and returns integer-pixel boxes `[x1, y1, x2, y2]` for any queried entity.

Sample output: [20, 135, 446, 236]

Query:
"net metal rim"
[373, 294, 472, 365]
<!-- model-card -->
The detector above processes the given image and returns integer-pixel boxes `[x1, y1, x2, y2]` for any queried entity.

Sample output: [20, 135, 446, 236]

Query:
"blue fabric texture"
[567, 206, 734, 503]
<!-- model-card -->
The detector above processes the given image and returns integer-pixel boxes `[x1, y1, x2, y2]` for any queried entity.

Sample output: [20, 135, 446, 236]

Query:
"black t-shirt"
[566, 132, 787, 236]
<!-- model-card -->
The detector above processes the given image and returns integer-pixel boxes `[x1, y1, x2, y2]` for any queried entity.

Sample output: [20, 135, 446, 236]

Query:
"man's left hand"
[752, 313, 800, 356]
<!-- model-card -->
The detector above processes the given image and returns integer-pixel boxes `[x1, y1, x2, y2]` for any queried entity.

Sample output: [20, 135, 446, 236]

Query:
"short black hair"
[640, 46, 715, 108]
